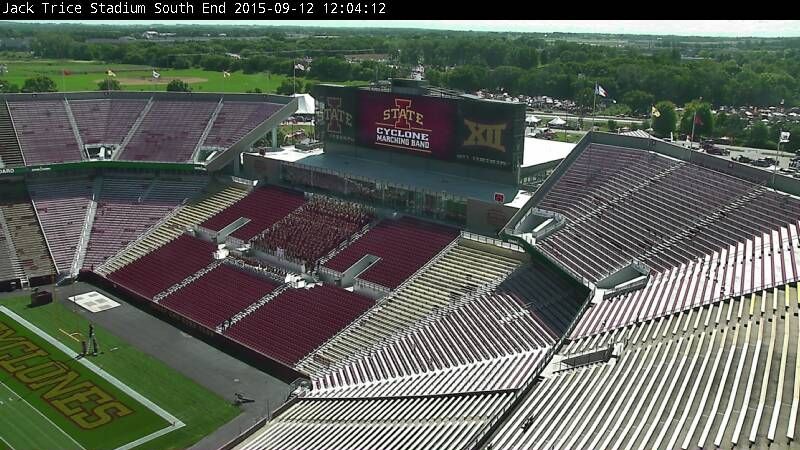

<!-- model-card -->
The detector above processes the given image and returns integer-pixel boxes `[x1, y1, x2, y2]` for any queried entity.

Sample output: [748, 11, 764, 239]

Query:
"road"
[527, 110, 646, 126]
[543, 129, 797, 170]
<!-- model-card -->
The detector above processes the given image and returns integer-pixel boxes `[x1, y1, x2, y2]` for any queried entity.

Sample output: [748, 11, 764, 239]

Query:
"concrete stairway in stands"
[97, 183, 249, 275]
[0, 101, 23, 168]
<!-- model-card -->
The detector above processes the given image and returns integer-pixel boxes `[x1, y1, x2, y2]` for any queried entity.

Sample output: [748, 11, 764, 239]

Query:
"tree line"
[17, 28, 799, 111]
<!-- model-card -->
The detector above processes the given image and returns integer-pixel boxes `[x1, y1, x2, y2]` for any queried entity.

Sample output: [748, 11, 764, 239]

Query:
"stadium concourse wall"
[79, 269, 306, 383]
[323, 140, 521, 186]
[241, 153, 518, 236]
[0, 160, 206, 179]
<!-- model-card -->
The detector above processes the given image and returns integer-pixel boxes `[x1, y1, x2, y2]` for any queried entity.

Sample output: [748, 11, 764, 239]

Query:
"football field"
[0, 306, 182, 450]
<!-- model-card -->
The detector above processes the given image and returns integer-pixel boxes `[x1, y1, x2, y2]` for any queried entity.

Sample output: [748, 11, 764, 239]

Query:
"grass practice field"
[0, 296, 239, 450]
[0, 59, 366, 93]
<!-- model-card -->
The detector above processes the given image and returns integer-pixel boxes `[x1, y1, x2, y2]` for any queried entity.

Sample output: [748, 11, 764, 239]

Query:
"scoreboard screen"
[357, 90, 457, 159]
[313, 84, 524, 171]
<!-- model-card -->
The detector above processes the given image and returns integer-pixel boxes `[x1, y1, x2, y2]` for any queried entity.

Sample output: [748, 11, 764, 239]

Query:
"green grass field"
[0, 59, 366, 93]
[0, 296, 239, 450]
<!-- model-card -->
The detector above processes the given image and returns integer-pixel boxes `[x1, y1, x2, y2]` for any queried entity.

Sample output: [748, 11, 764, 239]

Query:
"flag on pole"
[595, 84, 608, 98]
[152, 70, 160, 79]
[651, 106, 661, 118]
[106, 69, 116, 77]
[62, 69, 72, 76]
[294, 63, 305, 71]
[780, 131, 791, 143]
[223, 70, 231, 78]
[694, 114, 704, 126]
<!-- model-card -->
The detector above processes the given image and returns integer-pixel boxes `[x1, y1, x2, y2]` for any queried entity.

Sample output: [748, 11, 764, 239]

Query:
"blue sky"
[8, 20, 800, 37]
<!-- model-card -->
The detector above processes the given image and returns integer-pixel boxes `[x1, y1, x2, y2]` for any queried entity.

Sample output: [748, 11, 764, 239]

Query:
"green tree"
[747, 122, 770, 148]
[0, 79, 20, 93]
[782, 124, 800, 153]
[166, 79, 191, 92]
[679, 100, 714, 138]
[310, 57, 351, 80]
[21, 75, 57, 93]
[607, 120, 619, 132]
[276, 79, 301, 95]
[97, 78, 121, 91]
[652, 101, 677, 138]
[574, 86, 595, 110]
[447, 65, 487, 92]
[621, 90, 655, 115]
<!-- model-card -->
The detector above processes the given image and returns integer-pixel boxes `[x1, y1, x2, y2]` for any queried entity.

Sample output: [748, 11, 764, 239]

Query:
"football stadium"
[1, 77, 799, 450]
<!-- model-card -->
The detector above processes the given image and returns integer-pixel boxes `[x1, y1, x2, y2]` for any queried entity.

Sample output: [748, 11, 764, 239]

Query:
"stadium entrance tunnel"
[507, 207, 566, 245]
[594, 260, 651, 291]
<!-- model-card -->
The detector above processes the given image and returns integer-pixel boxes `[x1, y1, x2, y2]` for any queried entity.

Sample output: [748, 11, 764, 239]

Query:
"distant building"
[344, 54, 389, 63]
[142, 31, 177, 40]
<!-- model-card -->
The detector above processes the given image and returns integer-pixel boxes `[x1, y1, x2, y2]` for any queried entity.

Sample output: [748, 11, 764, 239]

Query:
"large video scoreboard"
[314, 84, 525, 171]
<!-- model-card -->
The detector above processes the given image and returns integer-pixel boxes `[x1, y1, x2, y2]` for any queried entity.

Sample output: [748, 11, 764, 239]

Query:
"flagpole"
[690, 109, 697, 148]
[592, 82, 597, 131]
[774, 130, 780, 192]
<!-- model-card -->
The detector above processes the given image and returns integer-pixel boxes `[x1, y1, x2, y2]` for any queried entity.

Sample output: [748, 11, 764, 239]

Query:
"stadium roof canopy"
[292, 93, 315, 115]
[521, 137, 574, 169]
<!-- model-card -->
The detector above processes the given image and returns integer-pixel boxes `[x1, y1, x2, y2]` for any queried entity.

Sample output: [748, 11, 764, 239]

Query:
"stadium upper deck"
[0, 91, 296, 171]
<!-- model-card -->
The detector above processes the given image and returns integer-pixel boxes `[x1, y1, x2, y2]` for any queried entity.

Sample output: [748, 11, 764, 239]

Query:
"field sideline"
[0, 295, 240, 450]
[0, 306, 177, 450]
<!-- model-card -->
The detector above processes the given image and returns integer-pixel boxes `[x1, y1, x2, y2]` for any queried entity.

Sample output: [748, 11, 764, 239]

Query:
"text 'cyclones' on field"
[0, 319, 134, 430]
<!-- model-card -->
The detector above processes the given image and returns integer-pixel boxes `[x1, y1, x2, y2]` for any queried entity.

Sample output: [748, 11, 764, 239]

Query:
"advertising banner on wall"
[455, 98, 525, 170]
[313, 85, 358, 145]
[357, 90, 457, 159]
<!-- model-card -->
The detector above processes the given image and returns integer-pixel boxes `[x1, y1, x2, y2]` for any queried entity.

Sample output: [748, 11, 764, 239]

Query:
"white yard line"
[0, 307, 186, 450]
[0, 432, 17, 450]
[0, 380, 86, 450]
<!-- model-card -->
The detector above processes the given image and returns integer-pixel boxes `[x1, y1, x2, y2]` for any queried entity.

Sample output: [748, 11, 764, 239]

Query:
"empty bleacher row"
[68, 99, 148, 146]
[203, 101, 282, 148]
[538, 144, 681, 223]
[498, 259, 590, 336]
[572, 222, 800, 339]
[82, 176, 207, 269]
[533, 143, 800, 282]
[309, 292, 556, 398]
[27, 177, 94, 273]
[161, 264, 279, 329]
[0, 220, 19, 284]
[224, 284, 374, 366]
[107, 234, 217, 299]
[0, 101, 24, 168]
[0, 198, 56, 280]
[97, 183, 248, 275]
[323, 216, 460, 290]
[252, 197, 373, 266]
[119, 100, 217, 162]
[8, 100, 82, 165]
[297, 242, 522, 375]
[4, 96, 286, 165]
[236, 391, 514, 450]
[201, 185, 307, 241]
[488, 285, 800, 449]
